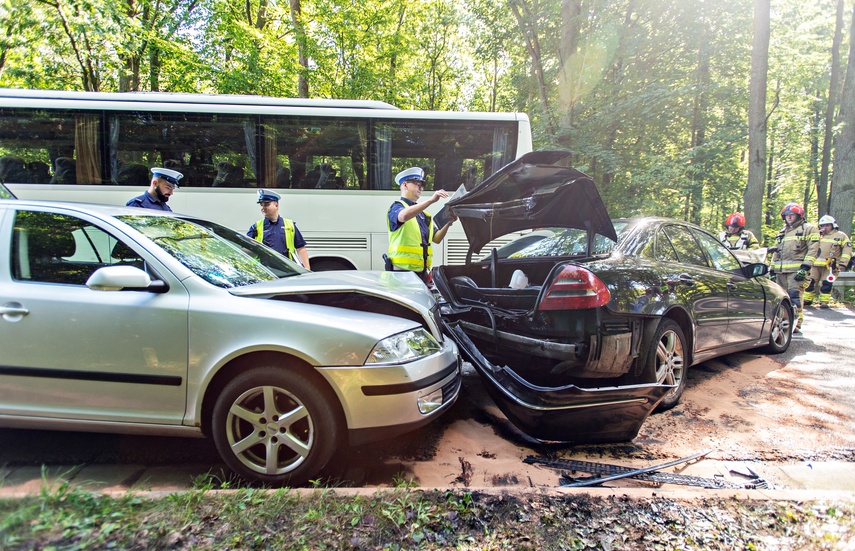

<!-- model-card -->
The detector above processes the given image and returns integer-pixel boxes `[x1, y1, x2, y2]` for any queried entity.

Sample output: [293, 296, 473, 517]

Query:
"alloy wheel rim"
[770, 306, 791, 347]
[225, 385, 314, 475]
[656, 329, 685, 395]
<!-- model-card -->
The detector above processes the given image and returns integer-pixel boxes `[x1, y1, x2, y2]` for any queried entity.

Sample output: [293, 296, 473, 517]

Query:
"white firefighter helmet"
[818, 214, 836, 227]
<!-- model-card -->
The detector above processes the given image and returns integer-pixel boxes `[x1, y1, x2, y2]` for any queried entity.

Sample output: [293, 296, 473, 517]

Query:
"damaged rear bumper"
[445, 321, 673, 443]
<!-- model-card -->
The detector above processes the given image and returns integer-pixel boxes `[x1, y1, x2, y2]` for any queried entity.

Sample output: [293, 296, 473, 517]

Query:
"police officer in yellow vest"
[247, 189, 310, 269]
[385, 167, 456, 283]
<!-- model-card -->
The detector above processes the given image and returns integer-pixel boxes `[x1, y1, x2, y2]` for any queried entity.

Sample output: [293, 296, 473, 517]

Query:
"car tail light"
[538, 264, 611, 310]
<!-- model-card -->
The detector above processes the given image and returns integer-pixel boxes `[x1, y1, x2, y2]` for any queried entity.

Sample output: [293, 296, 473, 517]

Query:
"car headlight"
[366, 328, 442, 365]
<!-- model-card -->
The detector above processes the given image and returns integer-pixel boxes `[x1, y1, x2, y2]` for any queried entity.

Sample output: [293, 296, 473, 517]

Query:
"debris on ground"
[525, 449, 770, 489]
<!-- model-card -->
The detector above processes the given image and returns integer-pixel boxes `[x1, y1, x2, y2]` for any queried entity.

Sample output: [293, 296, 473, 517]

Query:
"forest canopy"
[0, 0, 852, 240]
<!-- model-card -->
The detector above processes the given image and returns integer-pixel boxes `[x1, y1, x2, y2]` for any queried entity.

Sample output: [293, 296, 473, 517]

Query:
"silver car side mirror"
[86, 265, 152, 291]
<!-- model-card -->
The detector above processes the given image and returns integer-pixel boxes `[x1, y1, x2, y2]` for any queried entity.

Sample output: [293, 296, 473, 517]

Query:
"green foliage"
[0, 0, 851, 237]
[2, 478, 854, 549]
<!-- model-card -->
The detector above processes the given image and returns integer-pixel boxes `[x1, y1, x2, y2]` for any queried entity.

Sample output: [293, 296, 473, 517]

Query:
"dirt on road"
[336, 307, 855, 489]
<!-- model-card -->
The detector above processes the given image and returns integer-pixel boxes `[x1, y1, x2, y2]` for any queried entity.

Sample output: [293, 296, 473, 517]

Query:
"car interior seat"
[27, 231, 78, 283]
[110, 240, 144, 270]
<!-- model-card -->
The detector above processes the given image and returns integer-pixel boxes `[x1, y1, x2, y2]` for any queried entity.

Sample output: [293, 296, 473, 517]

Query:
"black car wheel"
[212, 366, 340, 486]
[645, 318, 687, 411]
[759, 302, 793, 354]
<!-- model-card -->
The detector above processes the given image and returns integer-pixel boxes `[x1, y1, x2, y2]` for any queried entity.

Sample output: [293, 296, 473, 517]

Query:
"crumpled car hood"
[445, 150, 617, 255]
[229, 269, 435, 313]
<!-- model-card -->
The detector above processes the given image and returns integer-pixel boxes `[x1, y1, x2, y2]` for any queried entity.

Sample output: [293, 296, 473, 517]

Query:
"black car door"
[691, 228, 767, 344]
[659, 224, 730, 352]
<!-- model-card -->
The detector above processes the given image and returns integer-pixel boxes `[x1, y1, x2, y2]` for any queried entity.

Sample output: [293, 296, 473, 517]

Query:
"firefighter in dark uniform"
[126, 167, 182, 211]
[768, 202, 820, 333]
[719, 212, 760, 250]
[803, 215, 852, 308]
[246, 189, 310, 269]
[385, 167, 455, 283]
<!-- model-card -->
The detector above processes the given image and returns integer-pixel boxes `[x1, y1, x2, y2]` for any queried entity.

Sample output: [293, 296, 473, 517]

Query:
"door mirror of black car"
[743, 262, 769, 278]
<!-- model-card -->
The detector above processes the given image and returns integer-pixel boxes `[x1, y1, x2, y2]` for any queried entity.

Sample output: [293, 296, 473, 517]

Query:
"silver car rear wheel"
[212, 366, 339, 486]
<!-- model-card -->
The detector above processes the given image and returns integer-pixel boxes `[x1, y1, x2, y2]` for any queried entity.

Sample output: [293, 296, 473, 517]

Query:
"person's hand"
[794, 268, 807, 281]
[430, 189, 449, 203]
[829, 259, 838, 272]
[769, 267, 776, 281]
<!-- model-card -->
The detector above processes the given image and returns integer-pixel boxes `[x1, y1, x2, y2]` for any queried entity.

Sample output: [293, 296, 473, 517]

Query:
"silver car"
[0, 200, 460, 486]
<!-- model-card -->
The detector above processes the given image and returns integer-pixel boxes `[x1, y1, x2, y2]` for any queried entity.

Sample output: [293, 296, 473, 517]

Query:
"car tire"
[758, 302, 793, 354]
[212, 366, 340, 486]
[644, 318, 688, 412]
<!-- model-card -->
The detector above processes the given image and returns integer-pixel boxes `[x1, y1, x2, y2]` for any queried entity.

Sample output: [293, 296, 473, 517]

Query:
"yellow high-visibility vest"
[255, 218, 298, 263]
[387, 200, 434, 272]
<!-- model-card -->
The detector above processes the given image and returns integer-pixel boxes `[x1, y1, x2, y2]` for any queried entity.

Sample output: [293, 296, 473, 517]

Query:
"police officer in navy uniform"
[247, 189, 310, 269]
[126, 167, 183, 211]
[385, 167, 455, 283]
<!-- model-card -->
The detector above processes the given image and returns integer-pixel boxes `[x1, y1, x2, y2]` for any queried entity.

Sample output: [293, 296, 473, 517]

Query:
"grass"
[2, 472, 855, 550]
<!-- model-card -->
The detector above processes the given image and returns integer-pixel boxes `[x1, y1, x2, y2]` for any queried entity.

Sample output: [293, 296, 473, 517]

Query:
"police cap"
[395, 167, 425, 186]
[257, 189, 281, 203]
[151, 167, 183, 187]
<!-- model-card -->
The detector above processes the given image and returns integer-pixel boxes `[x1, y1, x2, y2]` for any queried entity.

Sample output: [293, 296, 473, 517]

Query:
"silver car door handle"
[0, 304, 29, 316]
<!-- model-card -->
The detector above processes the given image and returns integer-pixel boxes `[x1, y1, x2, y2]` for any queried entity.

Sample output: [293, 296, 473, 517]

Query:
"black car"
[434, 151, 792, 443]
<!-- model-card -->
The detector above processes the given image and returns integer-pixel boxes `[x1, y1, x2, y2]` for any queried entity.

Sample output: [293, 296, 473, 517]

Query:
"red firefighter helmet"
[724, 212, 746, 228]
[781, 202, 805, 220]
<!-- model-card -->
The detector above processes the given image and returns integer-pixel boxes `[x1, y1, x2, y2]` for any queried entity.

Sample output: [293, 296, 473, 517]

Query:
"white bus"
[0, 88, 532, 270]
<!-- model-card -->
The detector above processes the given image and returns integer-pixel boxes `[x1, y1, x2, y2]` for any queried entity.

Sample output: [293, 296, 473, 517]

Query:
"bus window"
[373, 119, 517, 191]
[263, 116, 368, 190]
[0, 108, 102, 185]
[109, 112, 257, 188]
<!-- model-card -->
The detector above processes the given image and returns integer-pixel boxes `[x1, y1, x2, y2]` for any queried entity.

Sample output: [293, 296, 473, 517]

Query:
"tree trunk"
[557, 0, 581, 127]
[290, 0, 309, 97]
[743, 0, 769, 239]
[830, 7, 855, 237]
[687, 15, 710, 226]
[819, 0, 844, 217]
[509, 0, 554, 135]
[149, 48, 160, 91]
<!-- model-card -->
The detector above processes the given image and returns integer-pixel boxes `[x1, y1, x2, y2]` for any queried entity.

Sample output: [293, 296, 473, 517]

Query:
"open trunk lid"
[444, 150, 617, 257]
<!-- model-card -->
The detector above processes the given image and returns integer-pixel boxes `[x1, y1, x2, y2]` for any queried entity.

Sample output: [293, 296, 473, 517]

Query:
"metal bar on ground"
[553, 449, 714, 488]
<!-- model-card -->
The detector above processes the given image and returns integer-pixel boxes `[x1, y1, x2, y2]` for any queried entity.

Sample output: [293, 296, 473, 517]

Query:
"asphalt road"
[1, 306, 854, 495]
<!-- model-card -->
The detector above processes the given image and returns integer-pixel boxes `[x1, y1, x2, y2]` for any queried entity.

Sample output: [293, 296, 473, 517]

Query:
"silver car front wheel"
[212, 366, 339, 486]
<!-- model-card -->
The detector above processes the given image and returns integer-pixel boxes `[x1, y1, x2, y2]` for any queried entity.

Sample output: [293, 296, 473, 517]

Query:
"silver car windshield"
[119, 215, 304, 288]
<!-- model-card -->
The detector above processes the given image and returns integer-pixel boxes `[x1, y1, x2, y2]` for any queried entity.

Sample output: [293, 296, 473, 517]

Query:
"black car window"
[692, 228, 742, 272]
[662, 225, 708, 267]
[651, 230, 678, 262]
[11, 210, 137, 284]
